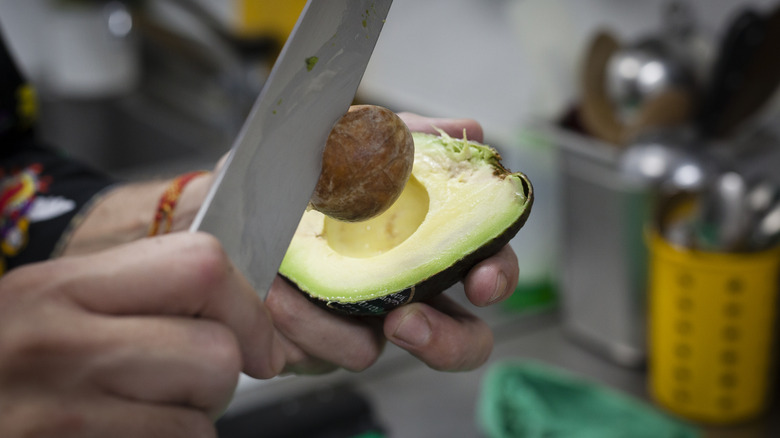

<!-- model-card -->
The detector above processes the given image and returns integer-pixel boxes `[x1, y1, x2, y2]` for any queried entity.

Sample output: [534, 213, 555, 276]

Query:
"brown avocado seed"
[311, 105, 415, 222]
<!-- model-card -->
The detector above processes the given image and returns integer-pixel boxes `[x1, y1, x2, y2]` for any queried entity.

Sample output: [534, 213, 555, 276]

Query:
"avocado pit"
[311, 105, 415, 222]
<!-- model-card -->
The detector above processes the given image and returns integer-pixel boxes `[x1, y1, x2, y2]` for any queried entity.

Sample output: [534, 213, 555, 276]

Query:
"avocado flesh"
[279, 131, 533, 315]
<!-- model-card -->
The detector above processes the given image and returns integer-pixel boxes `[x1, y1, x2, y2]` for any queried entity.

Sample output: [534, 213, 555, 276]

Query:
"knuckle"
[187, 323, 241, 415]
[0, 264, 42, 302]
[180, 233, 233, 290]
[0, 314, 69, 367]
[342, 345, 381, 372]
[429, 332, 493, 372]
[0, 400, 86, 438]
[0, 326, 32, 361]
[198, 322, 243, 377]
[343, 355, 377, 373]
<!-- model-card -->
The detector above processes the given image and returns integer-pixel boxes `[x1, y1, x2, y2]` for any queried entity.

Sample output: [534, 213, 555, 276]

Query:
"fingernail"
[488, 272, 508, 305]
[392, 309, 431, 347]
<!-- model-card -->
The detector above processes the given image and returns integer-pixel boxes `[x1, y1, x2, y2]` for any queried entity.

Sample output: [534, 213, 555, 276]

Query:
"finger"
[21, 396, 217, 438]
[397, 112, 484, 142]
[51, 232, 284, 379]
[384, 295, 493, 371]
[274, 331, 340, 375]
[95, 401, 216, 438]
[213, 152, 230, 173]
[89, 315, 242, 419]
[462, 244, 519, 307]
[265, 276, 386, 373]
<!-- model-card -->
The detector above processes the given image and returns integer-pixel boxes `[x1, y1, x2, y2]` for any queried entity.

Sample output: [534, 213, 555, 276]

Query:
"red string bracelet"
[148, 171, 208, 236]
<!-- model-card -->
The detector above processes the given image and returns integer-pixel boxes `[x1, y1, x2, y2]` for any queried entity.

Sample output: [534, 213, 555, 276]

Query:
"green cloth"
[478, 361, 700, 438]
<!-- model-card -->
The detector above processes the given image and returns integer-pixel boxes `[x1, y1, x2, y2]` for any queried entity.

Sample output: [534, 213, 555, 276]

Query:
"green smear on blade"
[306, 56, 319, 71]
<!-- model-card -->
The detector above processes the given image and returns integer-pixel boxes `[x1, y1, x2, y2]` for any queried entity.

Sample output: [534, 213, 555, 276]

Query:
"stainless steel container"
[545, 124, 652, 368]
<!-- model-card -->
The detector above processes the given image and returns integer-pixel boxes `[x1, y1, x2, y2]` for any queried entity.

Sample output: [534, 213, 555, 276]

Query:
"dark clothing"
[0, 29, 114, 274]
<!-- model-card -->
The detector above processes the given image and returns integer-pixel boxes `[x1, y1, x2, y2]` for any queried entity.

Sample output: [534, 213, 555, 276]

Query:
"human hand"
[265, 113, 519, 374]
[0, 233, 284, 437]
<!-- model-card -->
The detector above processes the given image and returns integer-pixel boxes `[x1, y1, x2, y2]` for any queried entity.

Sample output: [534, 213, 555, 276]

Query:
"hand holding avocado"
[266, 112, 525, 373]
[282, 108, 532, 315]
[266, 236, 519, 374]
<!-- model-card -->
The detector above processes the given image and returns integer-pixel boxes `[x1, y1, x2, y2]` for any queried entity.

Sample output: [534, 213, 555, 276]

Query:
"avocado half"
[279, 131, 533, 315]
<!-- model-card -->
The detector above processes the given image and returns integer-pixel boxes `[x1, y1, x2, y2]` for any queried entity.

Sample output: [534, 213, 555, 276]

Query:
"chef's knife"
[190, 0, 393, 296]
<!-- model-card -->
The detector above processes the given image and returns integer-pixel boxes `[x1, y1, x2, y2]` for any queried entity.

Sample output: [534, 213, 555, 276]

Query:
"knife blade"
[190, 0, 393, 296]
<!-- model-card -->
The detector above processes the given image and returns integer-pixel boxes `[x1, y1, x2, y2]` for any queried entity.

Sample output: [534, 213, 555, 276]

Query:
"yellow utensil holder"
[648, 232, 780, 424]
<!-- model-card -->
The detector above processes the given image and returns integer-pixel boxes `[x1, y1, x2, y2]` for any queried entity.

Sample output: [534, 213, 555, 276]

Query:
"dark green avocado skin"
[281, 175, 534, 316]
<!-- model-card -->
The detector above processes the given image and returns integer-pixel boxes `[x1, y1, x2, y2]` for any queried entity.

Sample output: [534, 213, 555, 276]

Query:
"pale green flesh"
[279, 132, 529, 304]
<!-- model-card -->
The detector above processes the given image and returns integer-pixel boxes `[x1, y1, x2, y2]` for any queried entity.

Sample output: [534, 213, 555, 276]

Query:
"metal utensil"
[749, 201, 780, 250]
[714, 6, 780, 136]
[580, 30, 624, 145]
[605, 1, 701, 130]
[605, 38, 694, 125]
[711, 172, 751, 251]
[656, 190, 699, 248]
[695, 8, 767, 139]
[191, 0, 393, 295]
[744, 180, 780, 251]
[622, 88, 694, 144]
[619, 128, 711, 193]
[746, 178, 779, 219]
[619, 140, 688, 186]
[662, 175, 780, 253]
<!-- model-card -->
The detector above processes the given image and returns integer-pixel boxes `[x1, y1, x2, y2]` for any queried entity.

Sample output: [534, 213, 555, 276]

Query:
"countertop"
[222, 288, 780, 438]
[356, 306, 780, 438]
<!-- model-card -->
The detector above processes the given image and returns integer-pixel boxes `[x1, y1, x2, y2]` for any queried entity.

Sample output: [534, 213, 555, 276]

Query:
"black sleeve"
[0, 27, 116, 274]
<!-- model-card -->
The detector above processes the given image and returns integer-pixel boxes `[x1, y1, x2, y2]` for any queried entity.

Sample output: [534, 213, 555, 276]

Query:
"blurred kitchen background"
[2, 0, 780, 436]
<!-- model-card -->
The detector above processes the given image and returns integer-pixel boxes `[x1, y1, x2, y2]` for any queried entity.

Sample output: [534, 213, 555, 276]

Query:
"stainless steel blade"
[190, 0, 392, 296]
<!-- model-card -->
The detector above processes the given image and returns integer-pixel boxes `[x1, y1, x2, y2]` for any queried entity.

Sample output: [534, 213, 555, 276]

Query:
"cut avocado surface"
[279, 131, 533, 315]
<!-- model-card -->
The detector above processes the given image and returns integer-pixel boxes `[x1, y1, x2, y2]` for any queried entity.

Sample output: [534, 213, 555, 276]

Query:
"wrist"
[148, 171, 212, 236]
[169, 172, 213, 233]
[58, 171, 213, 257]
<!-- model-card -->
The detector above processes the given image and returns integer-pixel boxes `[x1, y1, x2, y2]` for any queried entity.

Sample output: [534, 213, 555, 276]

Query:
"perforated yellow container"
[648, 232, 780, 424]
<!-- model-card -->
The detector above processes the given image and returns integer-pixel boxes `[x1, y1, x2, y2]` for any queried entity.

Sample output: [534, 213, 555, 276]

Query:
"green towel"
[477, 361, 699, 438]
